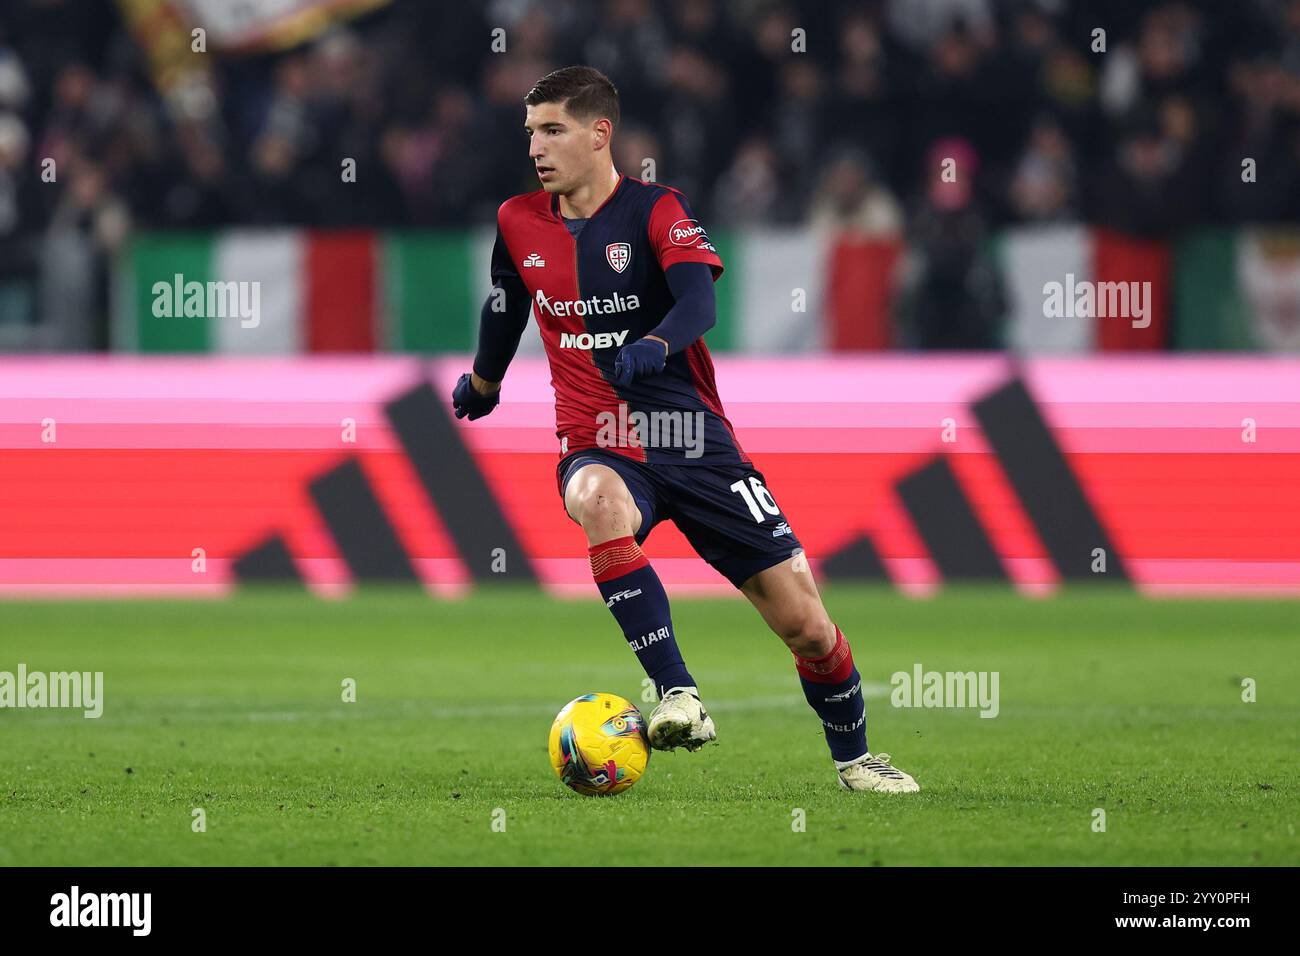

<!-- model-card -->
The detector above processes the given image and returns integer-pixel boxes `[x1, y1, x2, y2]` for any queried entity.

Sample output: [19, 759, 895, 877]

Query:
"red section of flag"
[305, 231, 376, 352]
[1091, 229, 1170, 350]
[826, 236, 902, 350]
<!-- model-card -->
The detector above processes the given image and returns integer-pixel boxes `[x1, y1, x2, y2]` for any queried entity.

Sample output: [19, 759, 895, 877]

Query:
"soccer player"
[452, 66, 918, 793]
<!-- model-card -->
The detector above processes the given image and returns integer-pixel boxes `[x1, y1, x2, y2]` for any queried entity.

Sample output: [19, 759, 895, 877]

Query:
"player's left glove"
[613, 337, 667, 387]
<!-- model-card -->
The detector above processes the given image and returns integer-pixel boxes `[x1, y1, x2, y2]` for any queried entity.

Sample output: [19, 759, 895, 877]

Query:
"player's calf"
[567, 464, 700, 709]
[743, 562, 920, 791]
[790, 621, 868, 763]
[791, 623, 920, 793]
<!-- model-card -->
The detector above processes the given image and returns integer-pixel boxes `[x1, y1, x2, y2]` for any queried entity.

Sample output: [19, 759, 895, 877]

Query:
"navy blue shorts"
[556, 449, 804, 590]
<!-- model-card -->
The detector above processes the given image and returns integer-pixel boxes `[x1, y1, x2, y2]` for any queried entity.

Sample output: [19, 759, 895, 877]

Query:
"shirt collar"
[551, 172, 626, 222]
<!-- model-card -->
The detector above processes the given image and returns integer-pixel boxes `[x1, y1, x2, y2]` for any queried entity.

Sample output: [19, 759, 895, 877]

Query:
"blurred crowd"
[2, 0, 1300, 347]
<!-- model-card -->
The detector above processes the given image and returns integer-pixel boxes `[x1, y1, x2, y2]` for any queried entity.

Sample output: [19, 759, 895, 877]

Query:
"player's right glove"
[452, 372, 500, 421]
[612, 337, 668, 386]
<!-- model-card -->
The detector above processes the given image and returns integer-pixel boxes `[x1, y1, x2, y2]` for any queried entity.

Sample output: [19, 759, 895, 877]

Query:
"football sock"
[793, 623, 867, 763]
[589, 535, 695, 697]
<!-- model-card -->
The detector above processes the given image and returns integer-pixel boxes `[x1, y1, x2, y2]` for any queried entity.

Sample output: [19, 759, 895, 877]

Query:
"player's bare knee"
[577, 495, 633, 533]
[573, 483, 636, 537]
[780, 608, 836, 658]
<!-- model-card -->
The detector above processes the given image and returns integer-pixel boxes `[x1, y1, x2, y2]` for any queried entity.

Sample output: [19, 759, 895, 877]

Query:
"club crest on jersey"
[605, 242, 631, 273]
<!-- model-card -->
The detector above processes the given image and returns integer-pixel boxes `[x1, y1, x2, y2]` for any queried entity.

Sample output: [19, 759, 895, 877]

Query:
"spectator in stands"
[1008, 116, 1077, 221]
[3, 0, 1300, 352]
[712, 135, 782, 225]
[612, 123, 664, 186]
[807, 146, 903, 237]
[1091, 104, 1206, 237]
[1217, 53, 1300, 223]
[902, 137, 1006, 349]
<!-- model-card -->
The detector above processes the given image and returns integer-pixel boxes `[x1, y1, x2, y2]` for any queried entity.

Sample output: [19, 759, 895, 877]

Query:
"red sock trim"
[793, 624, 854, 684]
[589, 535, 648, 583]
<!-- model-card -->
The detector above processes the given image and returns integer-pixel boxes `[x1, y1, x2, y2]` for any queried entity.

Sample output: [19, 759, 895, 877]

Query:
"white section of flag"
[738, 229, 827, 353]
[212, 231, 303, 354]
[1002, 225, 1093, 354]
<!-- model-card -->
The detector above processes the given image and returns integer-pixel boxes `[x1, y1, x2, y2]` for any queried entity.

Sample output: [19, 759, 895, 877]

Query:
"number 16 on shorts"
[730, 475, 782, 522]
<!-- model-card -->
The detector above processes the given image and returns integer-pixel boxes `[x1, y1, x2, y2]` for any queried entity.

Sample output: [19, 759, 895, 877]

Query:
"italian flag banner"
[997, 225, 1171, 352]
[708, 229, 902, 351]
[119, 230, 495, 354]
[119, 228, 908, 355]
[132, 225, 1300, 356]
[119, 231, 381, 352]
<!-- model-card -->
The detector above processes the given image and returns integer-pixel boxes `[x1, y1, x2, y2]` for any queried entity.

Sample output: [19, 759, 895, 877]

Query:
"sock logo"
[604, 587, 643, 608]
[822, 714, 865, 733]
[823, 679, 860, 704]
[627, 625, 670, 653]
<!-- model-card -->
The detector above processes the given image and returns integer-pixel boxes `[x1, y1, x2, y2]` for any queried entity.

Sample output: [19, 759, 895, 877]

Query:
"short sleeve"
[648, 190, 724, 279]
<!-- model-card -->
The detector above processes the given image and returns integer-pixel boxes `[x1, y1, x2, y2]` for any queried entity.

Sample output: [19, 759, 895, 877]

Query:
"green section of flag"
[1173, 230, 1251, 350]
[708, 230, 737, 352]
[130, 234, 213, 352]
[385, 232, 474, 352]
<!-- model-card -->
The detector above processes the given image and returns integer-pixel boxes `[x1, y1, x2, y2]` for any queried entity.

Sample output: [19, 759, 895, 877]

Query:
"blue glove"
[613, 337, 668, 387]
[452, 372, 500, 420]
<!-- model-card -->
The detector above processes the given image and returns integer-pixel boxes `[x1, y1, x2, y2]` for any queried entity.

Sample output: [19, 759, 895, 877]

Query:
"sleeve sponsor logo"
[668, 218, 710, 247]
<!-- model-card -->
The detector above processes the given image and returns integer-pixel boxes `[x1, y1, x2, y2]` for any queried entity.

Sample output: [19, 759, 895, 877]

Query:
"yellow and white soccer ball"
[548, 693, 650, 796]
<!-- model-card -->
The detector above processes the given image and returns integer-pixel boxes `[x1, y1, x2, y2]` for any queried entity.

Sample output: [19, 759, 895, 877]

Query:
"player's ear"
[592, 118, 612, 151]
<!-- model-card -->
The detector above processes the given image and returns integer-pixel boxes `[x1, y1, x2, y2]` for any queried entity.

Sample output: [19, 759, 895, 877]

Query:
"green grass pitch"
[0, 586, 1295, 866]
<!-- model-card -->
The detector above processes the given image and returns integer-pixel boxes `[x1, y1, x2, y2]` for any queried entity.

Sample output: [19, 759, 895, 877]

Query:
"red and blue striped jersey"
[493, 174, 749, 467]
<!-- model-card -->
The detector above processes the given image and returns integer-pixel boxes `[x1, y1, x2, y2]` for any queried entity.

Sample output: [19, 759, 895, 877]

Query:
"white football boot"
[647, 687, 717, 752]
[836, 752, 920, 793]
